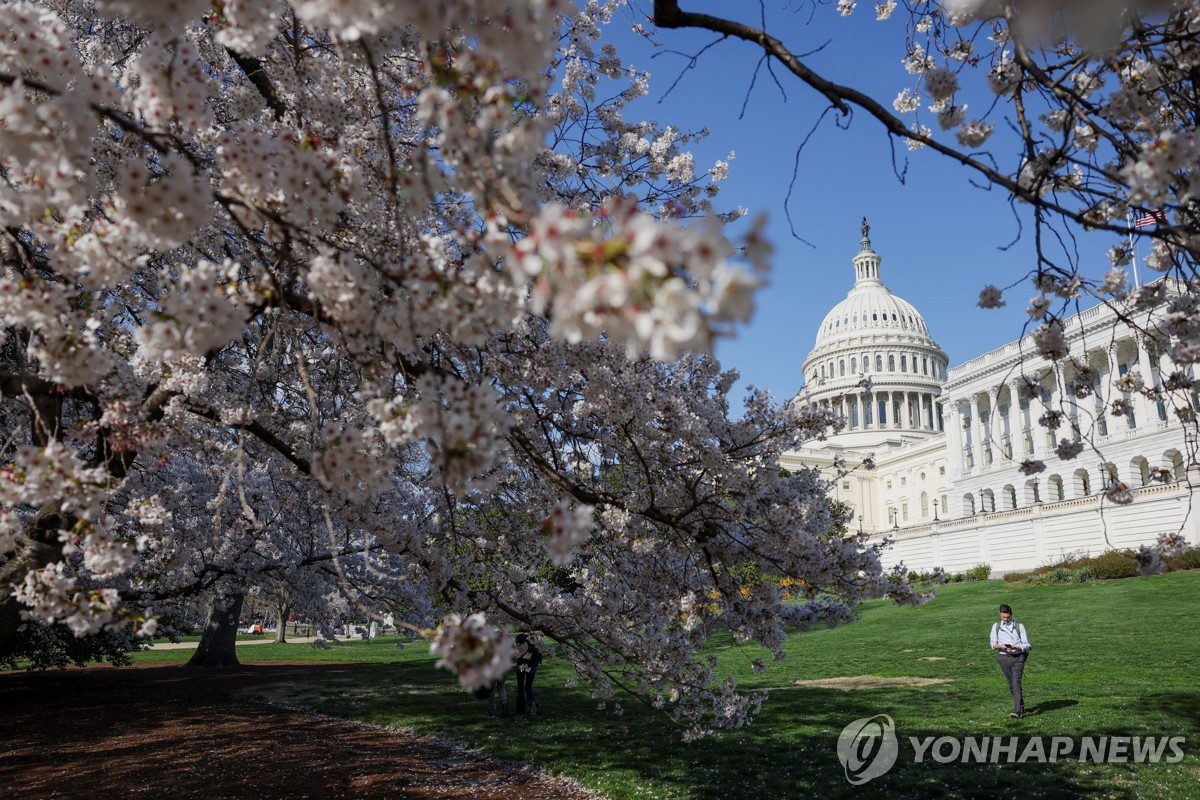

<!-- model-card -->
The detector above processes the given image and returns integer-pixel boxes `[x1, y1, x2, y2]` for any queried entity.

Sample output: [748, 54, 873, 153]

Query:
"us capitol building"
[781, 220, 1200, 575]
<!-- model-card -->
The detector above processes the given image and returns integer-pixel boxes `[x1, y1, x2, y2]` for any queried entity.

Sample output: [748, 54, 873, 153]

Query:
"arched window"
[839, 360, 846, 376]
[850, 357, 857, 373]
[1073, 468, 1091, 497]
[863, 354, 870, 373]
[920, 492, 929, 517]
[1166, 449, 1185, 481]
[923, 357, 929, 375]
[900, 355, 908, 372]
[876, 355, 883, 372]
[963, 493, 976, 515]
[1131, 456, 1151, 487]
[1047, 475, 1064, 501]
[888, 355, 895, 371]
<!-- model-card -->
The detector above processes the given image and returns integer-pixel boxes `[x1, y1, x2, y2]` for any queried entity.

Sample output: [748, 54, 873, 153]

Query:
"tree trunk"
[0, 537, 63, 660]
[0, 508, 68, 660]
[185, 591, 244, 668]
[273, 601, 289, 644]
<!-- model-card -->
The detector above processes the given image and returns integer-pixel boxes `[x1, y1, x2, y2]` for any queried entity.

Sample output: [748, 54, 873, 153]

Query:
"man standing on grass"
[990, 604, 1031, 718]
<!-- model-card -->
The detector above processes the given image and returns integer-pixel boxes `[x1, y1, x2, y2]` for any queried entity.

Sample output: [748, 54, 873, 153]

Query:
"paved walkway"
[149, 635, 325, 650]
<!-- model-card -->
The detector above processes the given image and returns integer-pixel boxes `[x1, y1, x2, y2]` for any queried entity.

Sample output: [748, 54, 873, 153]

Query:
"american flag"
[1133, 209, 1166, 228]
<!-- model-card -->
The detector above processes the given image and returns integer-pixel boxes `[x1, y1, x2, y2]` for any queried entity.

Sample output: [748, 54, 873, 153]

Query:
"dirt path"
[0, 664, 599, 800]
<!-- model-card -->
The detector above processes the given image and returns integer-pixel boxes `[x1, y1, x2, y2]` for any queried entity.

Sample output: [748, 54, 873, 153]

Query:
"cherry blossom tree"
[650, 0, 1200, 517]
[0, 0, 932, 729]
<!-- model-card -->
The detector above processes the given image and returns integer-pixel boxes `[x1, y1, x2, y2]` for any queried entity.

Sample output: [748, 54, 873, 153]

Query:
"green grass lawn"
[134, 572, 1200, 799]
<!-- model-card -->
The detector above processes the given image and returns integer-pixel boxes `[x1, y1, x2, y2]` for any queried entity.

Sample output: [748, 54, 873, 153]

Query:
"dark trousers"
[516, 666, 538, 714]
[998, 653, 1027, 714]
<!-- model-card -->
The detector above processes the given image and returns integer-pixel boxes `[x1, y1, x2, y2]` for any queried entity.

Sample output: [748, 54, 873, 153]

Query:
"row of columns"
[818, 390, 943, 432]
[946, 335, 1173, 476]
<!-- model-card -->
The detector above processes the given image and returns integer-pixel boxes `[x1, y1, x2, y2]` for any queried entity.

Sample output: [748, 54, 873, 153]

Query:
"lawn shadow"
[1138, 691, 1200, 728]
[276, 665, 1160, 800]
[1028, 699, 1079, 715]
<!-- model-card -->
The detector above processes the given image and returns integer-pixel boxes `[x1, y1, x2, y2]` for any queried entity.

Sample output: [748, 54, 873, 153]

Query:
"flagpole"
[1128, 210, 1142, 288]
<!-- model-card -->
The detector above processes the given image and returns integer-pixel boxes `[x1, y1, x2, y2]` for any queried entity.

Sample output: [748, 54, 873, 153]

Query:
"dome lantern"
[853, 216, 882, 285]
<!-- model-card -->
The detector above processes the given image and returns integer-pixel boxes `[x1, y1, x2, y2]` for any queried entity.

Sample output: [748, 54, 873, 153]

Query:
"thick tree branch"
[649, 1, 1157, 242]
[226, 48, 288, 121]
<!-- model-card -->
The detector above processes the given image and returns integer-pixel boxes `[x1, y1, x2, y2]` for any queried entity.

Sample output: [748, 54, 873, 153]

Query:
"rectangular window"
[902, 503, 909, 521]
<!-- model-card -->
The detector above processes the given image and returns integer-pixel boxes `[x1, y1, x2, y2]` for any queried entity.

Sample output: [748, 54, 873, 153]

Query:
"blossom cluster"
[510, 197, 768, 359]
[542, 500, 594, 566]
[11, 562, 122, 636]
[311, 424, 394, 500]
[429, 612, 515, 691]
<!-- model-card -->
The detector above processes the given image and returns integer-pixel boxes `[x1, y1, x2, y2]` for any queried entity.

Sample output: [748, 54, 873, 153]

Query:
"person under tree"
[514, 633, 542, 716]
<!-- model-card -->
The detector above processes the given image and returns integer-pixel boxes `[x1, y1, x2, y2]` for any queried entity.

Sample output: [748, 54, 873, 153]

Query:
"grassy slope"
[135, 572, 1200, 799]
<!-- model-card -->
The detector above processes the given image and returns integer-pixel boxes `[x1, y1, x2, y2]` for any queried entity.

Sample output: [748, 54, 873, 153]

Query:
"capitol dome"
[801, 220, 948, 450]
[815, 280, 932, 348]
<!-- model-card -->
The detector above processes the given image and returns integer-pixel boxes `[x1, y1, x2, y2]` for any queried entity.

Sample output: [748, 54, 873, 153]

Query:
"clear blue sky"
[606, 3, 1122, 403]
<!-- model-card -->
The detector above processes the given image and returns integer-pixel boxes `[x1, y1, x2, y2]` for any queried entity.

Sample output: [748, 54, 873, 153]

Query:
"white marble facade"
[784, 224, 1200, 574]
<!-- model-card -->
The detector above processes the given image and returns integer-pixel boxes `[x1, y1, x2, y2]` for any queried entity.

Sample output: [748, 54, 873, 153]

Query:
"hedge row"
[1002, 546, 1200, 584]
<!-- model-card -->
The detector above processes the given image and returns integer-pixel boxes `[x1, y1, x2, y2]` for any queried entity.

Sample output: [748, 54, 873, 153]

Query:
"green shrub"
[1024, 575, 1039, 584]
[1049, 567, 1074, 583]
[1165, 547, 1200, 573]
[1090, 550, 1139, 579]
[1072, 567, 1098, 583]
[965, 563, 991, 582]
